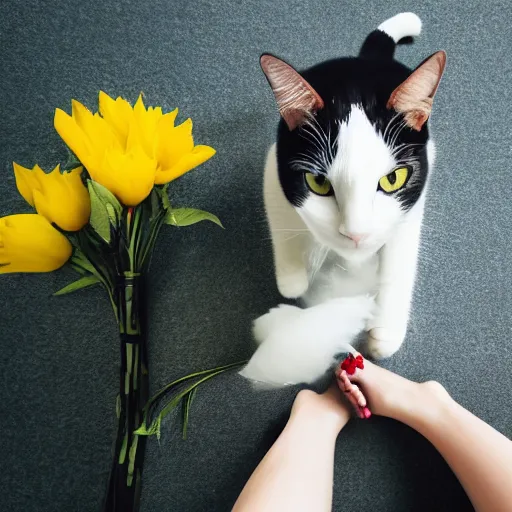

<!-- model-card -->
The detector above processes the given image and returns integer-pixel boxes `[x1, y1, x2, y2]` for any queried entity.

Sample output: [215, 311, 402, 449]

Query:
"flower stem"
[103, 275, 148, 512]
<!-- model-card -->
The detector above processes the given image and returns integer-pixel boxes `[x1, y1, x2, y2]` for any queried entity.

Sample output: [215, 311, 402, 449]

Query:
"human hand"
[290, 384, 353, 435]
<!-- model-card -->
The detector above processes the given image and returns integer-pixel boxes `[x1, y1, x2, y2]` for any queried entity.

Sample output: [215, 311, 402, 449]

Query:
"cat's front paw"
[276, 271, 309, 299]
[366, 327, 406, 360]
[253, 304, 303, 345]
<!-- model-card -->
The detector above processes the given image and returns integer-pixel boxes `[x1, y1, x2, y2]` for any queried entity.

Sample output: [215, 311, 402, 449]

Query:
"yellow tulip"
[54, 92, 216, 205]
[13, 163, 90, 231]
[0, 214, 72, 274]
[154, 116, 216, 185]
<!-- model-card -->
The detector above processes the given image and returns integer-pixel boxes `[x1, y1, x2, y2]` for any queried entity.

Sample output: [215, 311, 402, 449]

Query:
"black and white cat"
[240, 13, 446, 386]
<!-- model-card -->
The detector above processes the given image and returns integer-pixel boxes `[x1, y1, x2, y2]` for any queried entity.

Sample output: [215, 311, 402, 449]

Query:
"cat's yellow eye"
[304, 172, 333, 196]
[378, 166, 410, 194]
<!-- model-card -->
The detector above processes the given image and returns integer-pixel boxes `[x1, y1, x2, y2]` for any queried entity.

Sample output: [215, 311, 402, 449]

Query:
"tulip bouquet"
[2, 92, 244, 512]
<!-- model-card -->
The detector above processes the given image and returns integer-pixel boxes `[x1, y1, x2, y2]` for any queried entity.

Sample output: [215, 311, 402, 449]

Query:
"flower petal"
[13, 162, 39, 207]
[54, 108, 92, 166]
[71, 100, 116, 156]
[160, 109, 179, 129]
[32, 166, 90, 231]
[127, 94, 161, 157]
[71, 99, 93, 130]
[99, 147, 157, 206]
[155, 145, 216, 184]
[156, 117, 194, 171]
[98, 91, 133, 146]
[0, 214, 72, 273]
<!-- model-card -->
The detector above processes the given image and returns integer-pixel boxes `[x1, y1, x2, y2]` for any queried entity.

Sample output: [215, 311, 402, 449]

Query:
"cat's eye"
[378, 166, 411, 194]
[304, 172, 333, 196]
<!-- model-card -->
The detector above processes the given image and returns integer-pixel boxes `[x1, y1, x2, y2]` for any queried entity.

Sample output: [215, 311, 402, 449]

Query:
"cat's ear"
[387, 51, 446, 131]
[260, 54, 324, 131]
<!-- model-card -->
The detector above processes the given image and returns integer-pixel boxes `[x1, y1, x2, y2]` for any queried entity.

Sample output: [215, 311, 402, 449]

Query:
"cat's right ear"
[260, 54, 324, 131]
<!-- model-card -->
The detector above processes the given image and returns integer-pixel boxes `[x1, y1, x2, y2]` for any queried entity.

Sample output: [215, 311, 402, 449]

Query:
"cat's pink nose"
[346, 233, 365, 245]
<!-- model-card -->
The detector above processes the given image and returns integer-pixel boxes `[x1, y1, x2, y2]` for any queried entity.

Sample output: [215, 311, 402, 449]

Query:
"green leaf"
[136, 361, 247, 439]
[127, 435, 139, 487]
[144, 361, 246, 409]
[182, 387, 197, 440]
[70, 250, 105, 284]
[135, 416, 161, 439]
[88, 182, 112, 242]
[87, 180, 123, 242]
[150, 188, 160, 218]
[53, 275, 100, 296]
[105, 203, 117, 224]
[89, 180, 122, 218]
[165, 208, 223, 228]
[161, 184, 171, 211]
[118, 432, 128, 464]
[70, 264, 87, 276]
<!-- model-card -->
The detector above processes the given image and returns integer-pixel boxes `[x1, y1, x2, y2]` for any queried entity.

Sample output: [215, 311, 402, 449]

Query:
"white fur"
[240, 107, 434, 386]
[363, 139, 434, 358]
[241, 12, 435, 386]
[298, 106, 403, 264]
[239, 295, 374, 386]
[378, 13, 422, 43]
[263, 144, 309, 298]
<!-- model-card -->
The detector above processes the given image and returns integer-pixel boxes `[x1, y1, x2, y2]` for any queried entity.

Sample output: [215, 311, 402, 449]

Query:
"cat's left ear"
[387, 50, 447, 131]
[260, 54, 324, 131]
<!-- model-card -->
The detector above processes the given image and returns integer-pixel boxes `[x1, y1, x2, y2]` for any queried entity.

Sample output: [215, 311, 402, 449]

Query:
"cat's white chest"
[302, 243, 379, 307]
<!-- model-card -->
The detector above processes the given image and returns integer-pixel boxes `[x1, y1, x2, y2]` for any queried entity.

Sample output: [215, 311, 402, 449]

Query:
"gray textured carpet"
[1, 1, 511, 511]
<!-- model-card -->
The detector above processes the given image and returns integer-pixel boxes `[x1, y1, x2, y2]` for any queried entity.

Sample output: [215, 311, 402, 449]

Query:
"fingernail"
[362, 407, 372, 419]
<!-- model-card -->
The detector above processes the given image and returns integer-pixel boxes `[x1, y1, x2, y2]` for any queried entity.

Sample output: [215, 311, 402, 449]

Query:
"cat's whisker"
[307, 243, 330, 282]
[301, 123, 328, 160]
[389, 117, 407, 145]
[283, 233, 306, 242]
[292, 153, 321, 166]
[306, 117, 333, 170]
[393, 142, 424, 153]
[382, 112, 403, 142]
[389, 120, 408, 150]
[296, 149, 324, 164]
[315, 119, 334, 170]
[272, 228, 310, 232]
[291, 149, 328, 174]
[301, 134, 326, 163]
[385, 117, 403, 147]
[327, 124, 336, 168]
[308, 116, 330, 149]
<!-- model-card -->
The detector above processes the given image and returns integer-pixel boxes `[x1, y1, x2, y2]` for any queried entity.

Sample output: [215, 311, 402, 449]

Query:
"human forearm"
[398, 384, 512, 512]
[233, 388, 348, 512]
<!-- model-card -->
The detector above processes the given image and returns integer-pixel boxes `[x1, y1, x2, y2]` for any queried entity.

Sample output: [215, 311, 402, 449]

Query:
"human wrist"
[285, 416, 344, 444]
[289, 389, 351, 437]
[288, 405, 349, 438]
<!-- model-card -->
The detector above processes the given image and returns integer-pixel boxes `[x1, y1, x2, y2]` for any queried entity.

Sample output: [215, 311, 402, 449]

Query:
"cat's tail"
[359, 12, 422, 60]
[239, 295, 375, 387]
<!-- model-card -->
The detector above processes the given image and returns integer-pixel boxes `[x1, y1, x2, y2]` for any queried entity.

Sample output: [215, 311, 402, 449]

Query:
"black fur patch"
[275, 32, 430, 211]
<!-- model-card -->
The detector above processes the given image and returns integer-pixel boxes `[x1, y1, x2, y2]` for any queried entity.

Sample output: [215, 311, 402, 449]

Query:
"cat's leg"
[264, 144, 309, 299]
[367, 199, 425, 359]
